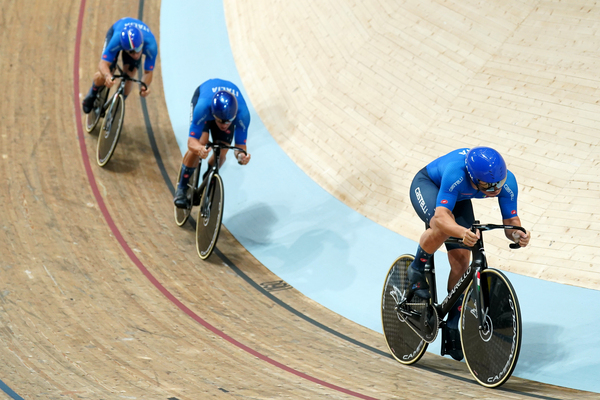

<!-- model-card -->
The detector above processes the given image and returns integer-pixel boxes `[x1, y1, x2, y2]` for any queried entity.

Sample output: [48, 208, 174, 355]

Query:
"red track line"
[72, 2, 379, 399]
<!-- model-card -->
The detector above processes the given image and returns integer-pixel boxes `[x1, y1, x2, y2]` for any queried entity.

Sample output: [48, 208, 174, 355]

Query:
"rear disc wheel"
[381, 254, 428, 365]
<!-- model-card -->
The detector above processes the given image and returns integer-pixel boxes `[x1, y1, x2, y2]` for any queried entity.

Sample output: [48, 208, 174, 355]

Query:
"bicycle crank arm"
[396, 305, 421, 319]
[402, 304, 440, 343]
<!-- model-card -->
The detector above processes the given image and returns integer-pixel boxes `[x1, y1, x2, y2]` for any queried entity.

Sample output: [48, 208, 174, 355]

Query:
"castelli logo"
[441, 199, 448, 204]
[512, 210, 516, 215]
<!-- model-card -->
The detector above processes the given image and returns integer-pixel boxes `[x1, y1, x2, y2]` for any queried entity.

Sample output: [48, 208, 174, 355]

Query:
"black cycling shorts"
[409, 168, 475, 251]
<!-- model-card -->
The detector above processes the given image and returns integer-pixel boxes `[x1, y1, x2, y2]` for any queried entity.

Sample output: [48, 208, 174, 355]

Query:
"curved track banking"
[0, 0, 596, 399]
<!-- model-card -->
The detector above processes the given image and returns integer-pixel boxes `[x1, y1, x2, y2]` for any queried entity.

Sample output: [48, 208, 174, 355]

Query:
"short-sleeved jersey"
[101, 18, 158, 72]
[425, 148, 519, 219]
[189, 79, 250, 146]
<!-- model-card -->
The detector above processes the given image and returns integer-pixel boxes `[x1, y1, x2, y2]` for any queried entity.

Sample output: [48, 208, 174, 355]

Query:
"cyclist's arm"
[431, 207, 478, 245]
[233, 144, 250, 165]
[232, 107, 251, 165]
[503, 216, 530, 247]
[187, 131, 210, 159]
[140, 70, 153, 97]
[98, 60, 115, 87]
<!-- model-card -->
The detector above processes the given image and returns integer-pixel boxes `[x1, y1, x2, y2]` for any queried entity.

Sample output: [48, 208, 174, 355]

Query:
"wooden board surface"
[0, 0, 596, 398]
[225, 0, 600, 290]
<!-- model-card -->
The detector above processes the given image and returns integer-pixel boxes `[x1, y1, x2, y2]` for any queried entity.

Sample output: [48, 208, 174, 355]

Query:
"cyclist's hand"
[104, 74, 115, 88]
[140, 85, 151, 97]
[462, 228, 479, 247]
[512, 230, 530, 247]
[196, 145, 209, 159]
[237, 152, 251, 165]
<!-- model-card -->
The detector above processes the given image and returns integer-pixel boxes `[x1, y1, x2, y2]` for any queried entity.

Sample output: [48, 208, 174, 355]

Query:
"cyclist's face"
[126, 49, 143, 60]
[469, 179, 503, 197]
[482, 187, 502, 197]
[214, 117, 233, 131]
[478, 178, 506, 197]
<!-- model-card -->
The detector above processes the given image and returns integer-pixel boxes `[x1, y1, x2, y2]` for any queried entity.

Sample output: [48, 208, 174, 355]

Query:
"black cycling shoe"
[173, 187, 190, 209]
[407, 267, 431, 300]
[442, 324, 464, 361]
[82, 93, 96, 114]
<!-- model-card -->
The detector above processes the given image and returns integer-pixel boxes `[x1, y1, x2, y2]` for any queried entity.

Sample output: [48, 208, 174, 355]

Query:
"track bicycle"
[84, 64, 147, 167]
[174, 142, 247, 260]
[381, 222, 525, 388]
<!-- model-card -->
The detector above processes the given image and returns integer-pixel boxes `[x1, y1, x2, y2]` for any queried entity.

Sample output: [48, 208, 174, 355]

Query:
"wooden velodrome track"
[0, 0, 597, 399]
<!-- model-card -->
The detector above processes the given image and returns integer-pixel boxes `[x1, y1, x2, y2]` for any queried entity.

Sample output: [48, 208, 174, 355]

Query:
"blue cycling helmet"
[120, 26, 144, 52]
[211, 91, 238, 122]
[465, 147, 507, 192]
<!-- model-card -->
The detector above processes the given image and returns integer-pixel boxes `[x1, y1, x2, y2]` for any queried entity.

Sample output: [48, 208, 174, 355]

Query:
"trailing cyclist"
[406, 147, 530, 361]
[82, 17, 158, 114]
[174, 79, 252, 209]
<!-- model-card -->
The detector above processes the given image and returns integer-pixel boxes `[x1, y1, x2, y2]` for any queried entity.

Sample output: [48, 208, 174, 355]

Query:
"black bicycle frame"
[102, 80, 126, 133]
[102, 65, 147, 131]
[196, 143, 247, 211]
[426, 223, 525, 331]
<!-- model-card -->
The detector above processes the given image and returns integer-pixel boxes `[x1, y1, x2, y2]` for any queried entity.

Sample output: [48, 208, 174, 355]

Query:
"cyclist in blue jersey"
[82, 17, 158, 113]
[173, 79, 252, 209]
[407, 147, 530, 361]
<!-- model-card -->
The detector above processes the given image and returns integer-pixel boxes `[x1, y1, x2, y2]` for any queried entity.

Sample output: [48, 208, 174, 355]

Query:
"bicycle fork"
[103, 94, 119, 135]
[199, 169, 216, 218]
[472, 266, 491, 332]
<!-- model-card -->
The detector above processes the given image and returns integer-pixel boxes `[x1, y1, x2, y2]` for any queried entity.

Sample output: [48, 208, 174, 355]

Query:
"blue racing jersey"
[425, 148, 519, 219]
[101, 18, 158, 72]
[189, 79, 250, 146]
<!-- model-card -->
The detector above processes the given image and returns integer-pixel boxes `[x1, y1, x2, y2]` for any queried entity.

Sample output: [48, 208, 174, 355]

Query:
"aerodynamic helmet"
[465, 147, 507, 192]
[211, 90, 238, 122]
[120, 26, 144, 52]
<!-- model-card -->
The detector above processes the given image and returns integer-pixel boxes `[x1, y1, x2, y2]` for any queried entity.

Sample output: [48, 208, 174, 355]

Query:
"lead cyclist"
[406, 146, 530, 360]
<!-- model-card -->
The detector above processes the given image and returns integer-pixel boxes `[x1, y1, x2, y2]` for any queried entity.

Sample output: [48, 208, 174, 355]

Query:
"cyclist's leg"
[83, 28, 114, 113]
[174, 149, 201, 208]
[175, 87, 205, 208]
[445, 199, 475, 289]
[441, 199, 474, 360]
[407, 168, 441, 299]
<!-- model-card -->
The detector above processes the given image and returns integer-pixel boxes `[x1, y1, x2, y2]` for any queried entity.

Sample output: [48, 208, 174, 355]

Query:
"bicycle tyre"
[85, 86, 109, 133]
[381, 254, 428, 365]
[174, 166, 200, 227]
[196, 174, 224, 260]
[97, 93, 125, 167]
[461, 268, 522, 388]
